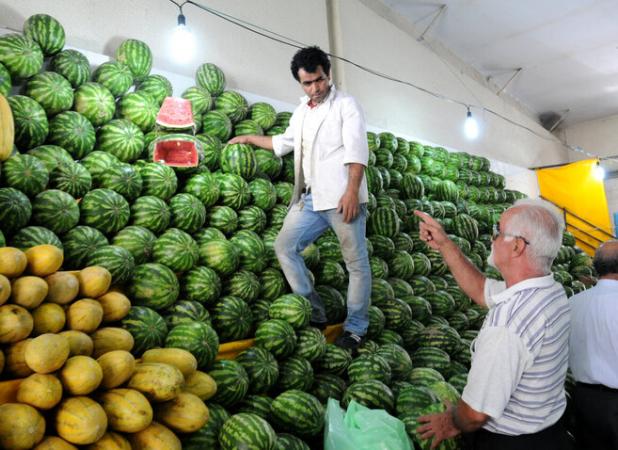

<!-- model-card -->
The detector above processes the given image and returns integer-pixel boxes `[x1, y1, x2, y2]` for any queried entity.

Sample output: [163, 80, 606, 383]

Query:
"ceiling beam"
[418, 4, 447, 42]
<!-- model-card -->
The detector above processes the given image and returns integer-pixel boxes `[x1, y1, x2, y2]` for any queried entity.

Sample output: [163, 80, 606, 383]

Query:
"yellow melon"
[78, 266, 111, 298]
[59, 330, 94, 356]
[0, 304, 33, 344]
[59, 355, 103, 395]
[84, 432, 131, 450]
[155, 391, 209, 433]
[184, 370, 218, 400]
[32, 302, 66, 334]
[128, 362, 185, 402]
[45, 271, 80, 305]
[5, 339, 34, 377]
[97, 350, 136, 389]
[25, 244, 64, 277]
[0, 247, 27, 278]
[97, 290, 131, 322]
[55, 396, 108, 445]
[66, 298, 103, 333]
[98, 388, 153, 433]
[0, 273, 10, 304]
[141, 348, 198, 378]
[0, 94, 14, 162]
[128, 422, 181, 450]
[25, 333, 70, 374]
[11, 275, 49, 309]
[17, 373, 63, 410]
[91, 327, 134, 358]
[34, 436, 78, 450]
[0, 403, 46, 449]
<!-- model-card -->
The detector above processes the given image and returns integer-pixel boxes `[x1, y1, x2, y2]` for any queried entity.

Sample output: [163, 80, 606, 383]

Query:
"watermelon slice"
[156, 97, 195, 129]
[152, 134, 201, 167]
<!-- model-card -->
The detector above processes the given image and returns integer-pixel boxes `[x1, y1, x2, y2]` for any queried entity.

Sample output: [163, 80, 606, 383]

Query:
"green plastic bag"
[324, 398, 415, 450]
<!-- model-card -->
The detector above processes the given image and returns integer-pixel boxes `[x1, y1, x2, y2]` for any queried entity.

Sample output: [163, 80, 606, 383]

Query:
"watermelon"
[271, 390, 324, 438]
[454, 213, 479, 243]
[388, 250, 415, 280]
[259, 267, 288, 300]
[196, 62, 226, 96]
[80, 188, 130, 235]
[236, 346, 279, 394]
[130, 195, 171, 234]
[220, 143, 257, 180]
[138, 162, 178, 200]
[195, 133, 222, 170]
[92, 61, 133, 97]
[152, 228, 199, 273]
[183, 171, 220, 207]
[294, 327, 327, 362]
[7, 95, 48, 150]
[219, 413, 276, 450]
[315, 260, 346, 289]
[212, 295, 253, 341]
[49, 161, 92, 198]
[347, 353, 392, 384]
[234, 119, 263, 137]
[209, 359, 250, 406]
[129, 262, 179, 310]
[378, 132, 398, 152]
[377, 343, 413, 380]
[426, 290, 456, 317]
[10, 226, 62, 250]
[311, 373, 347, 403]
[182, 404, 229, 449]
[25, 71, 74, 116]
[168, 193, 206, 234]
[249, 102, 277, 130]
[122, 305, 168, 356]
[225, 269, 260, 303]
[115, 39, 152, 80]
[0, 33, 43, 79]
[314, 343, 352, 375]
[182, 85, 212, 115]
[118, 91, 158, 132]
[367, 304, 386, 338]
[73, 82, 116, 127]
[49, 48, 90, 88]
[215, 90, 249, 123]
[181, 265, 221, 307]
[165, 320, 219, 369]
[136, 74, 173, 105]
[100, 163, 143, 201]
[371, 277, 395, 306]
[164, 300, 211, 328]
[31, 189, 79, 235]
[276, 355, 314, 391]
[238, 205, 268, 233]
[396, 385, 439, 416]
[274, 433, 310, 450]
[79, 151, 119, 185]
[202, 110, 233, 141]
[2, 153, 49, 197]
[96, 119, 145, 163]
[254, 148, 283, 180]
[412, 347, 451, 375]
[368, 206, 400, 238]
[0, 62, 10, 96]
[254, 319, 297, 359]
[237, 395, 274, 420]
[61, 226, 108, 269]
[342, 379, 394, 411]
[87, 244, 135, 285]
[23, 13, 65, 56]
[0, 187, 32, 235]
[111, 225, 156, 265]
[367, 132, 380, 152]
[207, 206, 238, 235]
[48, 111, 96, 159]
[268, 293, 312, 329]
[377, 329, 404, 346]
[198, 238, 240, 276]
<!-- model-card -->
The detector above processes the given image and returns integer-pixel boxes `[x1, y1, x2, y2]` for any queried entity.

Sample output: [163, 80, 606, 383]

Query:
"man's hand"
[337, 190, 360, 223]
[228, 135, 251, 145]
[415, 210, 451, 251]
[417, 403, 461, 449]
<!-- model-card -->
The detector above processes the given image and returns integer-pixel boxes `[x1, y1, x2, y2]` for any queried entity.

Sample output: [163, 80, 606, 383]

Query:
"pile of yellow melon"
[0, 245, 216, 449]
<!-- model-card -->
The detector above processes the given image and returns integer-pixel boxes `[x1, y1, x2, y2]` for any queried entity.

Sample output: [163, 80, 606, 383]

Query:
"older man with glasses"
[414, 198, 571, 450]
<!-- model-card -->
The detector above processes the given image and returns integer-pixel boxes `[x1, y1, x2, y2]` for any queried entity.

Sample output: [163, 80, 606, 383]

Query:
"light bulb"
[593, 162, 605, 181]
[464, 108, 479, 140]
[170, 14, 195, 64]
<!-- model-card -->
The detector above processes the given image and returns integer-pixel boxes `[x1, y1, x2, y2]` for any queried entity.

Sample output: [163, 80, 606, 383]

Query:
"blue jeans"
[274, 193, 371, 335]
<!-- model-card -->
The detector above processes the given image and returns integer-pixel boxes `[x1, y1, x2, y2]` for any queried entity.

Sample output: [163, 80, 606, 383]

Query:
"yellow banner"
[536, 159, 612, 255]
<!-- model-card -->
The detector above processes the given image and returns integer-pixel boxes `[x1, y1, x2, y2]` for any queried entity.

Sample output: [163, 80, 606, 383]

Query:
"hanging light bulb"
[464, 106, 479, 140]
[593, 160, 606, 181]
[170, 7, 195, 64]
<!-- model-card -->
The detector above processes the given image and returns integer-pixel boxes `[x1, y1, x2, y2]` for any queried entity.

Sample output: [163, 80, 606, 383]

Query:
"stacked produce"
[0, 12, 595, 450]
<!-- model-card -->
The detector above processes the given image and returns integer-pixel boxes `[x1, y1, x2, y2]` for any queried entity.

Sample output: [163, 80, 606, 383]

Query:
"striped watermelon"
[230, 230, 267, 273]
[194, 228, 226, 247]
[253, 299, 275, 325]
[315, 260, 346, 289]
[61, 225, 108, 269]
[234, 119, 263, 137]
[182, 265, 222, 307]
[259, 267, 288, 300]
[249, 102, 277, 130]
[314, 343, 353, 375]
[377, 343, 413, 380]
[275, 433, 310, 450]
[87, 244, 135, 285]
[49, 161, 92, 198]
[196, 62, 226, 96]
[0, 62, 9, 96]
[48, 111, 96, 159]
[454, 213, 479, 243]
[381, 298, 413, 332]
[371, 277, 395, 306]
[365, 165, 384, 193]
[368, 235, 396, 259]
[118, 91, 158, 132]
[152, 228, 199, 273]
[268, 294, 312, 329]
[395, 385, 439, 416]
[23, 13, 64, 55]
[215, 90, 249, 123]
[347, 353, 392, 384]
[195, 133, 222, 171]
[277, 355, 314, 391]
[207, 205, 238, 235]
[92, 61, 133, 97]
[182, 85, 212, 115]
[294, 327, 326, 362]
[271, 390, 324, 438]
[100, 163, 143, 201]
[11, 226, 62, 250]
[412, 347, 451, 375]
[130, 195, 171, 234]
[311, 373, 347, 403]
[80, 188, 130, 235]
[367, 304, 386, 338]
[236, 346, 279, 394]
[0, 188, 32, 235]
[74, 82, 116, 126]
[96, 119, 145, 163]
[212, 295, 253, 341]
[378, 132, 398, 152]
[49, 49, 90, 88]
[198, 238, 240, 276]
[80, 151, 119, 185]
[254, 148, 283, 180]
[182, 404, 229, 449]
[136, 74, 173, 105]
[165, 320, 219, 369]
[128, 262, 179, 310]
[237, 395, 274, 420]
[32, 189, 79, 234]
[219, 413, 276, 450]
[25, 71, 73, 116]
[367, 132, 380, 152]
[220, 143, 257, 180]
[2, 153, 49, 197]
[374, 148, 394, 168]
[377, 329, 404, 346]
[169, 193, 206, 234]
[389, 277, 414, 298]
[202, 110, 233, 141]
[209, 359, 250, 406]
[7, 95, 48, 150]
[342, 379, 395, 412]
[164, 300, 210, 328]
[121, 305, 168, 356]
[183, 171, 220, 207]
[254, 319, 297, 359]
[426, 290, 456, 317]
[274, 181, 294, 205]
[115, 39, 152, 80]
[388, 250, 415, 280]
[225, 269, 260, 303]
[138, 162, 178, 200]
[238, 205, 268, 233]
[111, 225, 156, 265]
[0, 33, 43, 79]
[368, 206, 400, 238]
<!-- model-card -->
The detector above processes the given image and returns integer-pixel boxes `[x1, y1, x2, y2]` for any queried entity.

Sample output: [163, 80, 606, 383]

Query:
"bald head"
[593, 240, 618, 277]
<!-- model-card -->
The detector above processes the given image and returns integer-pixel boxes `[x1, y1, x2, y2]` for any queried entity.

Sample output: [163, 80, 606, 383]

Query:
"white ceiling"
[379, 0, 618, 128]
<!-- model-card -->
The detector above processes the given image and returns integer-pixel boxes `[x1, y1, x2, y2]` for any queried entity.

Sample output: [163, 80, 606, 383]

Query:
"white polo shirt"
[569, 278, 618, 388]
[301, 94, 332, 188]
[462, 275, 570, 435]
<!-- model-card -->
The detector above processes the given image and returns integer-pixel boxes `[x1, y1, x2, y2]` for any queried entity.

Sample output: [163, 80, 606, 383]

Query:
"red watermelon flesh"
[157, 96, 194, 128]
[153, 138, 198, 167]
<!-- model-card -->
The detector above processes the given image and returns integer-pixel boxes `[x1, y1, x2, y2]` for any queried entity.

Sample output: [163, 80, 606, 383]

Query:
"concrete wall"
[0, 0, 567, 192]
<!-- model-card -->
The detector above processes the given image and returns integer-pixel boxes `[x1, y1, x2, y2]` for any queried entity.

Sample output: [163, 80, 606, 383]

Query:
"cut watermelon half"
[156, 96, 195, 129]
[152, 134, 201, 167]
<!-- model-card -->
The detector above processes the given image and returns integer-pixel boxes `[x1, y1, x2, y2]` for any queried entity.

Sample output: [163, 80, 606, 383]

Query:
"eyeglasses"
[492, 223, 531, 246]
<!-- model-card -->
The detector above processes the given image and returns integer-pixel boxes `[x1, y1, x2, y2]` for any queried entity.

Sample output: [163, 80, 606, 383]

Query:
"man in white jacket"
[229, 46, 371, 350]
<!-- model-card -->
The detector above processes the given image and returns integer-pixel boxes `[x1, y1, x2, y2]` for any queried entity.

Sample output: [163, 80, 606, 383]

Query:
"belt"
[302, 186, 311, 194]
[576, 382, 618, 393]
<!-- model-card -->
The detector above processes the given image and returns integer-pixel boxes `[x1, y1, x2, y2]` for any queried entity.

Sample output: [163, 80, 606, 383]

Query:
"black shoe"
[335, 331, 364, 351]
[309, 320, 328, 330]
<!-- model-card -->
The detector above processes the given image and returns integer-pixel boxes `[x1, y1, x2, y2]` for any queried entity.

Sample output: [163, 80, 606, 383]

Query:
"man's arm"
[228, 134, 274, 150]
[414, 210, 487, 307]
[338, 163, 364, 223]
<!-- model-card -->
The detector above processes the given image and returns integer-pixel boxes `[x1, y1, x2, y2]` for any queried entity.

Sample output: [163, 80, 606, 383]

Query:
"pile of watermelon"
[0, 13, 596, 450]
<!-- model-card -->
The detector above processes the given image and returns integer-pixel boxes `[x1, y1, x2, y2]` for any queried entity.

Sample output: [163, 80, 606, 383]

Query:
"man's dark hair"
[290, 46, 331, 82]
[593, 241, 618, 276]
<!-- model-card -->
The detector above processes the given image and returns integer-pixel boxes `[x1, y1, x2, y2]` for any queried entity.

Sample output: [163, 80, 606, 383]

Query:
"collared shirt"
[271, 85, 369, 211]
[569, 278, 618, 388]
[301, 89, 334, 188]
[462, 275, 570, 436]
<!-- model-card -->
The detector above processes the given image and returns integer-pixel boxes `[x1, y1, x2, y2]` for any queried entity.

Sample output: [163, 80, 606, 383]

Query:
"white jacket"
[272, 86, 369, 211]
